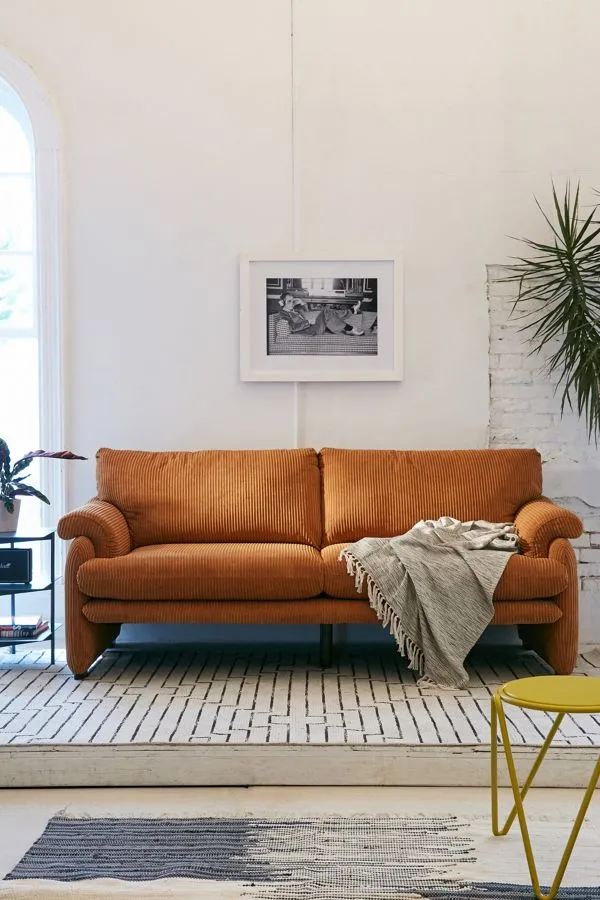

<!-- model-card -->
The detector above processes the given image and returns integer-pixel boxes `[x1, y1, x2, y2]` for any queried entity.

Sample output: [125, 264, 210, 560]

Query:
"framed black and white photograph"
[240, 254, 402, 381]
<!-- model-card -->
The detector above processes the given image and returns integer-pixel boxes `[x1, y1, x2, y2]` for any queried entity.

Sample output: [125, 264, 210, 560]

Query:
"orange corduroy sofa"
[57, 447, 583, 678]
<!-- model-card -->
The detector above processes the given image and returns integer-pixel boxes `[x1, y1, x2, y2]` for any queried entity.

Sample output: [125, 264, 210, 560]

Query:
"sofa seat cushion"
[320, 448, 542, 544]
[321, 544, 568, 601]
[77, 543, 324, 601]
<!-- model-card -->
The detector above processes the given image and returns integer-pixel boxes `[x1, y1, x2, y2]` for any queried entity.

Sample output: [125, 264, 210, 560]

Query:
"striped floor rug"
[1, 814, 598, 898]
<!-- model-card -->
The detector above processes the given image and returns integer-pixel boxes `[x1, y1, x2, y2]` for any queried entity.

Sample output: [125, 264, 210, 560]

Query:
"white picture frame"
[240, 252, 402, 382]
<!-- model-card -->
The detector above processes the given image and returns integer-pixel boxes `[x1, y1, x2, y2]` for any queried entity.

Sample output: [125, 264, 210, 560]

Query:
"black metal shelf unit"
[0, 527, 59, 664]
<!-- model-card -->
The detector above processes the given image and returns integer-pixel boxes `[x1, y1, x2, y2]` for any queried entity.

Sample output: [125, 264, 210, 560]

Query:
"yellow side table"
[491, 675, 600, 900]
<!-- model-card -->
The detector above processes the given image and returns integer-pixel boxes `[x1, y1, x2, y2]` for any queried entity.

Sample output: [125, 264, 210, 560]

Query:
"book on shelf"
[0, 623, 49, 638]
[0, 615, 45, 629]
[0, 618, 49, 638]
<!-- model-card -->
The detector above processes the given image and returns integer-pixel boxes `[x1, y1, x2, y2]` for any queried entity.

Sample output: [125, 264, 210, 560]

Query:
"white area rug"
[2, 645, 599, 749]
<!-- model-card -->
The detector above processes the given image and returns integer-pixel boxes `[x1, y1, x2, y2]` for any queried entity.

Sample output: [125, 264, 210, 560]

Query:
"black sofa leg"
[320, 624, 333, 668]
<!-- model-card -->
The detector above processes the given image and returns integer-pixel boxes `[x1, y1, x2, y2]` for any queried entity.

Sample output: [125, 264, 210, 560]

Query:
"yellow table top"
[500, 675, 600, 713]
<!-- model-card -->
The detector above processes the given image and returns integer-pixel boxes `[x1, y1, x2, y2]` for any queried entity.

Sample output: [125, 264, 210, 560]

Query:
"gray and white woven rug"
[1, 815, 598, 899]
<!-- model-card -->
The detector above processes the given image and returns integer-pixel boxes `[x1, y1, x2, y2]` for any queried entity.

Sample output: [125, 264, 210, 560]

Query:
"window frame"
[0, 49, 64, 531]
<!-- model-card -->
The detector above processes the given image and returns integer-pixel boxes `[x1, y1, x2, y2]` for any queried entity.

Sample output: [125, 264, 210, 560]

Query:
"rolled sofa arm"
[57, 499, 131, 558]
[514, 497, 582, 557]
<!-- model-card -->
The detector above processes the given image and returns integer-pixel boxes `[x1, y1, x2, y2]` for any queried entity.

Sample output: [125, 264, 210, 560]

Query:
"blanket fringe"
[340, 549, 425, 679]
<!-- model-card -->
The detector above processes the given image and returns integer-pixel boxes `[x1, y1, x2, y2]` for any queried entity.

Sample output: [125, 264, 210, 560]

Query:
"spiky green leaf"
[501, 180, 600, 443]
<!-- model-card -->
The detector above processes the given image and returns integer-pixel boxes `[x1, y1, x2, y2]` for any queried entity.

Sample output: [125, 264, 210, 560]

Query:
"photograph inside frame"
[266, 277, 378, 357]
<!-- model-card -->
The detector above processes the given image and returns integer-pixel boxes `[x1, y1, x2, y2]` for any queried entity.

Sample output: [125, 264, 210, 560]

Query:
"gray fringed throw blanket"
[340, 517, 519, 689]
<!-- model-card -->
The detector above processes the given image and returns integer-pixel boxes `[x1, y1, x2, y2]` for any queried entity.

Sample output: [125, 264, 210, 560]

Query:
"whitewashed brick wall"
[487, 265, 600, 644]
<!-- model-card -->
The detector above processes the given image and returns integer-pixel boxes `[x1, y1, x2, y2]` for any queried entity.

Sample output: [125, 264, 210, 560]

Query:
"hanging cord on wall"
[290, 0, 302, 449]
[290, 0, 299, 253]
[293, 381, 300, 448]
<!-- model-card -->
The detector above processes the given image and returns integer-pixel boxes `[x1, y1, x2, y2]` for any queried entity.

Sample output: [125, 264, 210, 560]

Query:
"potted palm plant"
[503, 181, 600, 441]
[0, 438, 86, 532]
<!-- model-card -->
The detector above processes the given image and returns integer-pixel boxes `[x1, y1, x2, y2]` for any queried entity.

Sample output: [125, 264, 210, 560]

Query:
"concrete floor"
[0, 786, 598, 889]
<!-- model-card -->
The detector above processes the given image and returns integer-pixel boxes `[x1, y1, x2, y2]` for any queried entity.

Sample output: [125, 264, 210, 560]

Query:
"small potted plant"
[0, 438, 87, 532]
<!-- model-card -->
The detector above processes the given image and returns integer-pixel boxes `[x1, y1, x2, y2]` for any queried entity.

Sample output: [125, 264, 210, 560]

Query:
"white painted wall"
[1, 1, 599, 643]
[0, 0, 597, 504]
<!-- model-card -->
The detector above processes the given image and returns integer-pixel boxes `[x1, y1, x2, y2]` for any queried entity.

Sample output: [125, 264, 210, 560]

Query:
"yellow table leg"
[491, 689, 600, 900]
[491, 694, 564, 836]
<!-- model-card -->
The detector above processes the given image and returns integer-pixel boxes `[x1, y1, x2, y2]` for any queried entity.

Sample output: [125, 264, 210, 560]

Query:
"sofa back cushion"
[96, 448, 322, 548]
[320, 448, 542, 545]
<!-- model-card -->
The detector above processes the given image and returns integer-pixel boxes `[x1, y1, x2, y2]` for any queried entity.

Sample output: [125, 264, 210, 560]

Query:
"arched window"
[0, 52, 62, 532]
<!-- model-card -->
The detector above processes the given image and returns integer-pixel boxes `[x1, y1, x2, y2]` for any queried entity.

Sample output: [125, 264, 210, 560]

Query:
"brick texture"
[488, 266, 600, 641]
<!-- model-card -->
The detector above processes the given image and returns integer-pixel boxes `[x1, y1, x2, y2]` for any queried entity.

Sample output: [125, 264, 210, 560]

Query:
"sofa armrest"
[57, 499, 131, 558]
[514, 497, 582, 557]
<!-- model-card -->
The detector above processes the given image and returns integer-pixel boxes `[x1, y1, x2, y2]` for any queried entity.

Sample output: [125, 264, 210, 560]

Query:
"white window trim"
[0, 46, 64, 532]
